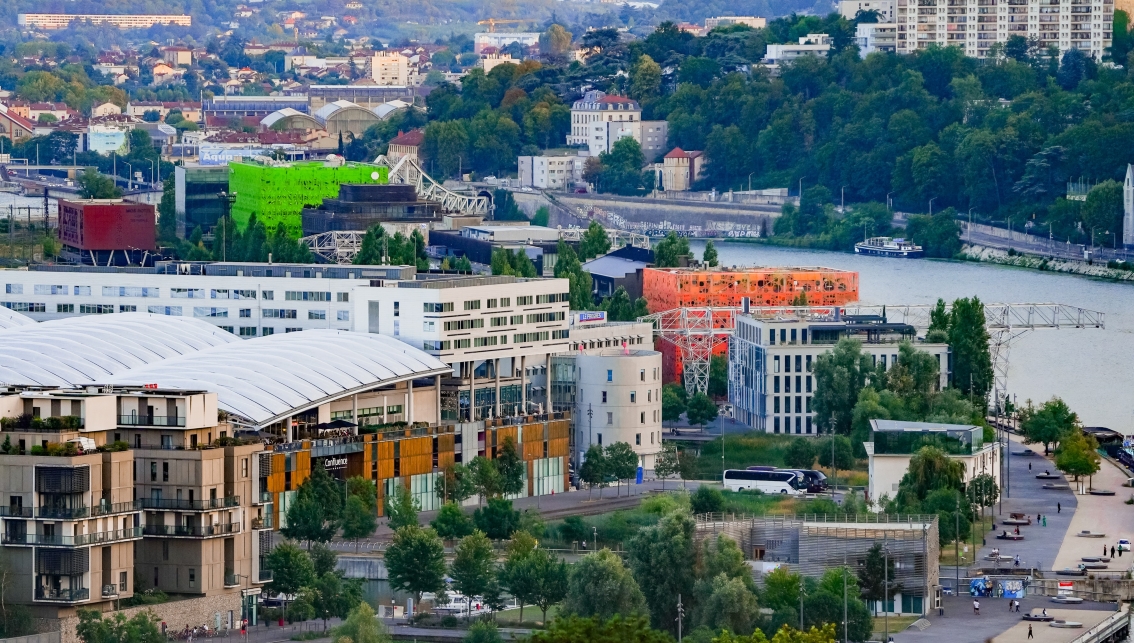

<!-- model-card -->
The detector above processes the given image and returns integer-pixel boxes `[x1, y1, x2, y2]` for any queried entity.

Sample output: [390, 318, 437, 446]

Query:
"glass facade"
[872, 426, 982, 455]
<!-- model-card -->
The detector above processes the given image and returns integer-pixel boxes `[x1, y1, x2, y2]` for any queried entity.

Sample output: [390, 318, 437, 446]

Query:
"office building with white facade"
[728, 311, 949, 433]
[895, 0, 1112, 59]
[762, 34, 833, 66]
[518, 152, 588, 190]
[857, 23, 899, 54]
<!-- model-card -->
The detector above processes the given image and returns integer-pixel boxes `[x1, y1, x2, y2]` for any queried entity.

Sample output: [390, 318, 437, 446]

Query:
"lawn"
[493, 604, 560, 627]
[872, 615, 920, 636]
[678, 432, 868, 482]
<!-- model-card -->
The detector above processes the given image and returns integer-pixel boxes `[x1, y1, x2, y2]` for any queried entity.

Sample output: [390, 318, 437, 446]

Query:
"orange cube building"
[643, 266, 860, 385]
[642, 266, 859, 312]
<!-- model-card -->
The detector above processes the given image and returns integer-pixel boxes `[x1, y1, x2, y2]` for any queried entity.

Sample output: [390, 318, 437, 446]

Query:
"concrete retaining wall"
[337, 556, 387, 580]
[51, 593, 244, 643]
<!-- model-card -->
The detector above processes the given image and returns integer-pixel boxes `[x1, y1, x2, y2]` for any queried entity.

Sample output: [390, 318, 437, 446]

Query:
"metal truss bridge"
[640, 303, 1104, 406]
[374, 154, 489, 215]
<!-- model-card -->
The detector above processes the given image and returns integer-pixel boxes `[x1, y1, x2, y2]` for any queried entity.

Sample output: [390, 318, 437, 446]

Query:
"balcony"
[257, 491, 272, 504]
[3, 526, 143, 547]
[139, 496, 239, 511]
[102, 584, 119, 598]
[91, 500, 144, 517]
[36, 506, 89, 520]
[224, 573, 239, 588]
[257, 569, 274, 583]
[118, 415, 186, 427]
[251, 515, 272, 530]
[35, 587, 89, 603]
[0, 506, 32, 518]
[142, 522, 240, 538]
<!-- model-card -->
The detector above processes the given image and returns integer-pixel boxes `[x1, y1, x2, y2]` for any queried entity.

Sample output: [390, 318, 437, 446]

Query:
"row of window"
[424, 329, 570, 351]
[772, 395, 811, 414]
[772, 354, 813, 374]
[4, 285, 353, 302]
[773, 416, 814, 434]
[527, 311, 566, 324]
[26, 302, 352, 322]
[773, 375, 813, 394]
[597, 388, 660, 403]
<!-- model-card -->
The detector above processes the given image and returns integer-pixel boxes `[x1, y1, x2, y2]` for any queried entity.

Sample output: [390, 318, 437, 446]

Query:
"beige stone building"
[371, 51, 409, 86]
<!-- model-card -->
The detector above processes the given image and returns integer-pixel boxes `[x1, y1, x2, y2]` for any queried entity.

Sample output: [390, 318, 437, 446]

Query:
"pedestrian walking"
[973, 599, 980, 615]
[1028, 624, 1034, 639]
[1042, 515, 1046, 527]
[1112, 546, 1116, 559]
[1016, 601, 1021, 613]
[1029, 462, 1032, 470]
[1057, 502, 1061, 513]
[1009, 600, 1014, 612]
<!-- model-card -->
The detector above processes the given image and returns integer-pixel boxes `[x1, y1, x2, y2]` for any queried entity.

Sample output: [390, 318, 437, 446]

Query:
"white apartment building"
[728, 313, 949, 434]
[371, 51, 409, 86]
[0, 265, 571, 423]
[839, 0, 896, 21]
[18, 14, 192, 29]
[567, 91, 668, 160]
[866, 420, 999, 505]
[517, 152, 588, 190]
[857, 23, 899, 54]
[473, 33, 540, 54]
[575, 350, 663, 469]
[763, 34, 833, 66]
[705, 16, 768, 29]
[895, 0, 1112, 58]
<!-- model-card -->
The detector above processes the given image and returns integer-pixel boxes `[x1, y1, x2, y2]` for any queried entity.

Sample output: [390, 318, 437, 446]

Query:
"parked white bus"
[723, 469, 805, 495]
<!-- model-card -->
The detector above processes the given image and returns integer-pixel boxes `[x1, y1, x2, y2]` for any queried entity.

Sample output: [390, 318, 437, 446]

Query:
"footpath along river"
[687, 240, 1134, 432]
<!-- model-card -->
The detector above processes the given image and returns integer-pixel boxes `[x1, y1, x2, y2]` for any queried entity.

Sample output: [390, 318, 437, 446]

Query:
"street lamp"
[885, 191, 894, 210]
[798, 176, 807, 198]
[147, 158, 157, 186]
[123, 162, 134, 190]
[840, 185, 847, 213]
[928, 197, 936, 217]
[747, 172, 755, 192]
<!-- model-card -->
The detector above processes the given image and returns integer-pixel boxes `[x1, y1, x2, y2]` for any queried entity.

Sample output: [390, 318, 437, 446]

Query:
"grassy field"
[678, 432, 869, 482]
[873, 615, 920, 636]
[493, 604, 560, 627]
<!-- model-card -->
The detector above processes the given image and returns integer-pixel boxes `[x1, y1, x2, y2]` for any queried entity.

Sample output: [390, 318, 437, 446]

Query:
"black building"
[301, 184, 445, 235]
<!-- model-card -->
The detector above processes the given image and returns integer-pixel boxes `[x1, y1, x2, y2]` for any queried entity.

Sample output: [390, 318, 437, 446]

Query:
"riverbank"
[959, 244, 1134, 283]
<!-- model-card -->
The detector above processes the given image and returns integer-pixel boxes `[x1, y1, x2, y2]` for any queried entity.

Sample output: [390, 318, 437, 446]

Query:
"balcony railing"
[3, 526, 143, 546]
[36, 506, 89, 520]
[257, 569, 274, 583]
[102, 584, 119, 598]
[142, 522, 240, 538]
[91, 500, 144, 517]
[0, 506, 32, 518]
[139, 496, 239, 511]
[257, 491, 272, 504]
[251, 515, 272, 530]
[118, 415, 186, 427]
[224, 573, 239, 588]
[35, 587, 88, 602]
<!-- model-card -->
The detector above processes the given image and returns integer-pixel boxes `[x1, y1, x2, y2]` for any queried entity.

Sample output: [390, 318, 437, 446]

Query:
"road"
[962, 222, 1131, 263]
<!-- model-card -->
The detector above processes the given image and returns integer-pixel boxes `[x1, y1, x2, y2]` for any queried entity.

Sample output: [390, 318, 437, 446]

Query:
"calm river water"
[687, 240, 1134, 432]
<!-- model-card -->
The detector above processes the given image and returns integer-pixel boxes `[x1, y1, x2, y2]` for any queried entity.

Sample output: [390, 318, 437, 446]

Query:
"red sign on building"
[58, 199, 156, 252]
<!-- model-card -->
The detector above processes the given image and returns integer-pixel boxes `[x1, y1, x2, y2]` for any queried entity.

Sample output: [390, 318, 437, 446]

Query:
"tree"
[432, 502, 475, 540]
[708, 354, 728, 397]
[496, 437, 525, 497]
[784, 438, 816, 469]
[333, 603, 391, 643]
[436, 463, 476, 504]
[685, 393, 719, 430]
[579, 220, 611, 259]
[695, 573, 758, 634]
[604, 441, 639, 496]
[347, 476, 378, 510]
[157, 176, 177, 242]
[654, 444, 680, 490]
[341, 496, 376, 551]
[77, 168, 122, 199]
[539, 24, 574, 57]
[385, 483, 419, 531]
[857, 543, 902, 608]
[966, 472, 999, 523]
[1081, 180, 1123, 247]
[528, 615, 670, 643]
[949, 297, 993, 403]
[762, 566, 802, 611]
[1055, 431, 1100, 482]
[264, 543, 315, 614]
[630, 55, 663, 102]
[690, 485, 725, 514]
[627, 510, 697, 632]
[600, 286, 649, 322]
[554, 240, 594, 311]
[306, 572, 363, 630]
[813, 339, 873, 435]
[309, 542, 338, 577]
[563, 549, 648, 620]
[468, 456, 503, 502]
[500, 540, 538, 623]
[590, 138, 650, 195]
[529, 549, 570, 623]
[76, 609, 163, 643]
[654, 232, 690, 268]
[662, 384, 687, 422]
[896, 446, 965, 503]
[0, 553, 31, 638]
[1019, 397, 1079, 453]
[473, 497, 521, 540]
[491, 248, 537, 277]
[385, 526, 447, 608]
[450, 531, 495, 622]
[579, 444, 608, 499]
[702, 240, 719, 267]
[816, 436, 854, 471]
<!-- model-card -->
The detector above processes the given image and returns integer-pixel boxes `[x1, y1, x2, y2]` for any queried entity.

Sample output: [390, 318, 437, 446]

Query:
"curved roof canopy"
[0, 313, 449, 428]
[313, 100, 379, 127]
[261, 107, 322, 131]
[0, 307, 34, 330]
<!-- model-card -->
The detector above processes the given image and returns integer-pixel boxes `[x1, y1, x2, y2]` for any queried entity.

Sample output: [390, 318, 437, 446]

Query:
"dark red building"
[58, 199, 156, 266]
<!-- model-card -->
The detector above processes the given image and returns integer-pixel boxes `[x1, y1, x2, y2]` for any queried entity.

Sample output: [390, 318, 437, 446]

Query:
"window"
[424, 302, 454, 312]
[189, 569, 196, 589]
[309, 310, 326, 320]
[490, 316, 508, 327]
[607, 370, 613, 382]
[444, 319, 484, 331]
[119, 571, 127, 592]
[795, 355, 802, 372]
[262, 291, 274, 300]
[423, 340, 451, 351]
[774, 376, 780, 393]
[150, 462, 157, 482]
[486, 298, 498, 308]
[34, 285, 67, 295]
[640, 412, 645, 424]
[513, 331, 549, 343]
[234, 290, 256, 300]
[552, 329, 569, 339]
[74, 286, 91, 296]
[262, 327, 275, 336]
[601, 391, 607, 403]
[784, 356, 791, 373]
[630, 391, 637, 403]
[500, 297, 511, 306]
[162, 462, 169, 482]
[516, 296, 533, 305]
[239, 327, 257, 337]
[262, 309, 297, 319]
[3, 302, 45, 312]
[285, 327, 303, 333]
[463, 300, 481, 310]
[285, 291, 331, 301]
[526, 312, 565, 323]
[220, 326, 234, 333]
[510, 315, 524, 324]
[635, 433, 641, 445]
[194, 307, 228, 318]
[806, 376, 812, 393]
[146, 306, 182, 315]
[240, 309, 251, 318]
[242, 458, 249, 477]
[774, 417, 780, 432]
[454, 338, 471, 348]
[393, 302, 400, 317]
[795, 396, 802, 413]
[606, 413, 613, 425]
[473, 336, 499, 347]
[80, 304, 115, 314]
[806, 355, 813, 372]
[647, 390, 651, 402]
[422, 320, 436, 332]
[4, 284, 21, 294]
[170, 288, 203, 299]
[337, 310, 349, 321]
[774, 397, 780, 413]
[640, 369, 645, 382]
[57, 303, 73, 313]
[211, 289, 231, 299]
[337, 292, 350, 302]
[119, 305, 136, 313]
[774, 356, 781, 373]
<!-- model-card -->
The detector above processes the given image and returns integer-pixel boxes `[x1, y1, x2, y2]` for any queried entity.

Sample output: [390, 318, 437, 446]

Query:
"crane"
[476, 18, 527, 32]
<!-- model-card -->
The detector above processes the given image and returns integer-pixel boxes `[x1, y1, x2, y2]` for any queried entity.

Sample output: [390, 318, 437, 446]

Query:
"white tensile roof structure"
[0, 312, 449, 428]
[0, 306, 35, 329]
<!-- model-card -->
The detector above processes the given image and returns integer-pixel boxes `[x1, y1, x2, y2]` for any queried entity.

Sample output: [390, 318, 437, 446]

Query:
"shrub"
[690, 485, 725, 515]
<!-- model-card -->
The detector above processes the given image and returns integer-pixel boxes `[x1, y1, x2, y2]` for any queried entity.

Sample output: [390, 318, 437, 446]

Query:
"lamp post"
[123, 161, 133, 190]
[885, 191, 894, 209]
[928, 197, 936, 217]
[840, 185, 847, 213]
[748, 172, 754, 192]
[798, 176, 807, 198]
[884, 543, 891, 643]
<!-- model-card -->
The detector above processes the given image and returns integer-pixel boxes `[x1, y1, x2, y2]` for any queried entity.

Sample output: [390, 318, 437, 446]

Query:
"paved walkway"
[887, 595, 1116, 643]
[1051, 448, 1134, 572]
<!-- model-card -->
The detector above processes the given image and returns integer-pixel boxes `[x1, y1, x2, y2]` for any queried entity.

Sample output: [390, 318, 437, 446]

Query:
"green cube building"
[227, 160, 389, 237]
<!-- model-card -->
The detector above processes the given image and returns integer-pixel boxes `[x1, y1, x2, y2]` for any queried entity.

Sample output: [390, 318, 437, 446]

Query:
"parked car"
[1118, 538, 1131, 552]
[1051, 595, 1085, 604]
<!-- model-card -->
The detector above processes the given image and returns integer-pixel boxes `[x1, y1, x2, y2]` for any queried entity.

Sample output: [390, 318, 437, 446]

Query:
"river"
[689, 240, 1134, 433]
